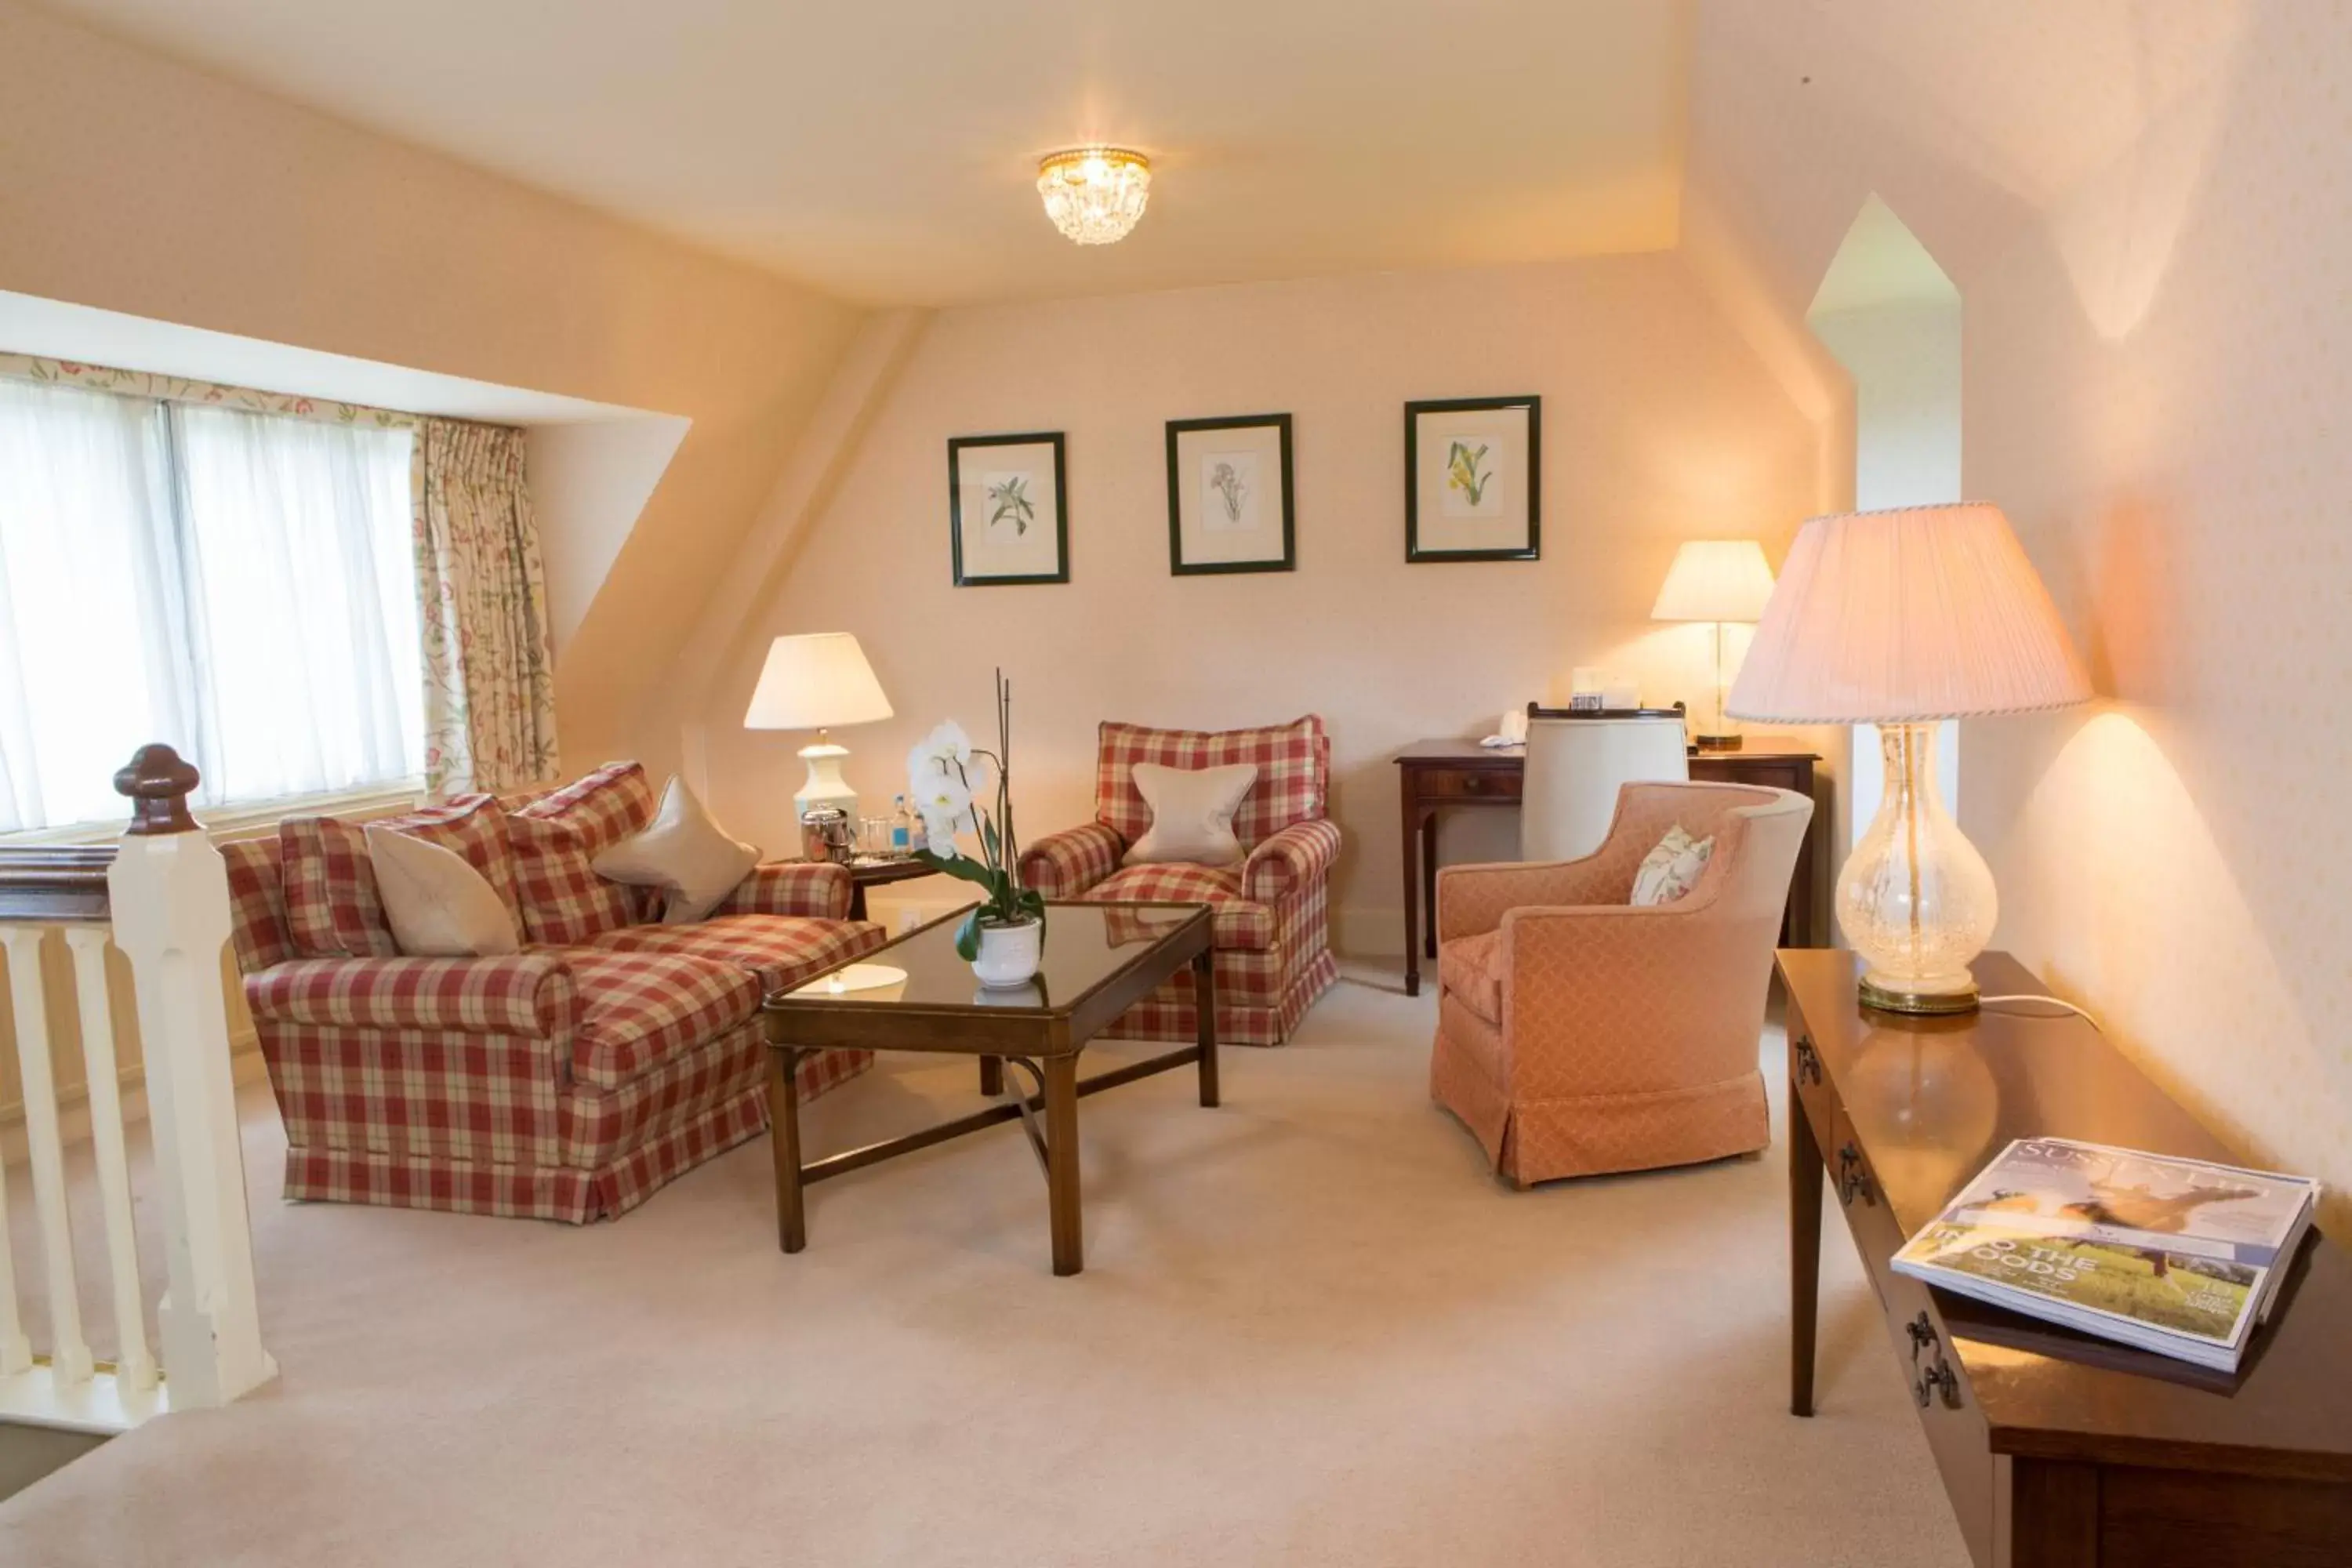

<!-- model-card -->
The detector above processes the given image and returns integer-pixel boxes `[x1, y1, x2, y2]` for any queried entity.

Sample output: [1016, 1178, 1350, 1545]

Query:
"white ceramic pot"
[971, 916, 1044, 989]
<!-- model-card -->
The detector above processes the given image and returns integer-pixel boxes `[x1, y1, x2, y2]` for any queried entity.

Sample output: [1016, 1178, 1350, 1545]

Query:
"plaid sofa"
[223, 762, 884, 1222]
[1017, 717, 1341, 1047]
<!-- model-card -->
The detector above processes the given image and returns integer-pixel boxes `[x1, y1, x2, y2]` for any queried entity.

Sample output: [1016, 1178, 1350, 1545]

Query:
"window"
[0, 376, 423, 833]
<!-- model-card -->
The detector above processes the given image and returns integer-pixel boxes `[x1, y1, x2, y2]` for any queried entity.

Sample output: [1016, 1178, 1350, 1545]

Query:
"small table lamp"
[745, 633, 895, 818]
[1652, 539, 1777, 750]
[1728, 503, 2091, 1014]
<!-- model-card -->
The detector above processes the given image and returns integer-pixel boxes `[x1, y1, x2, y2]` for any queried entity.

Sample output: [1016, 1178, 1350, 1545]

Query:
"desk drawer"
[1831, 1112, 1997, 1568]
[1413, 768, 1521, 802]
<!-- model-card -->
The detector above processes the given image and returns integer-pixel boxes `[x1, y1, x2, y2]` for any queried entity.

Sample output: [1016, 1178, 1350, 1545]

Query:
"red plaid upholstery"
[261, 1014, 568, 1167]
[1017, 822, 1123, 898]
[279, 795, 518, 958]
[247, 955, 577, 1036]
[1078, 866, 1272, 949]
[1243, 817, 1344, 904]
[511, 760, 655, 856]
[1094, 716, 1328, 851]
[507, 814, 639, 946]
[270, 1011, 870, 1222]
[566, 950, 760, 1090]
[586, 915, 886, 994]
[1102, 879, 1338, 1047]
[235, 757, 884, 1222]
[713, 861, 855, 920]
[223, 837, 296, 972]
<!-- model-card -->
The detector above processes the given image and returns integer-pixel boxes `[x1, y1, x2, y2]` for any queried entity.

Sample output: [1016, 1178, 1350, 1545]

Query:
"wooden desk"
[1782, 949, 2352, 1566]
[1393, 739, 1820, 996]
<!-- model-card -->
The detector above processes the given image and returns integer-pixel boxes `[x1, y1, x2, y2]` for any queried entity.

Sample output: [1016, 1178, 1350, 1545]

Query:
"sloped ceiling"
[31, 0, 1693, 306]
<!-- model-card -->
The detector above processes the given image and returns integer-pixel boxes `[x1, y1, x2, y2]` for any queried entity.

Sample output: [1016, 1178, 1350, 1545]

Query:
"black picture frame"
[1164, 412, 1296, 575]
[1403, 394, 1541, 562]
[948, 431, 1069, 586]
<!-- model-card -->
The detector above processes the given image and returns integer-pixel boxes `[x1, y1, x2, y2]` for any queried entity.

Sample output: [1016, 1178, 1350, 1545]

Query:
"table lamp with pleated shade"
[1727, 503, 2091, 1014]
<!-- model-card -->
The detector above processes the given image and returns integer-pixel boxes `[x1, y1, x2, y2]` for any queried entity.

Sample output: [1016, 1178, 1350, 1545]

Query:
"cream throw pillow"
[1630, 825, 1716, 907]
[592, 776, 760, 924]
[366, 824, 521, 956]
[1123, 762, 1259, 867]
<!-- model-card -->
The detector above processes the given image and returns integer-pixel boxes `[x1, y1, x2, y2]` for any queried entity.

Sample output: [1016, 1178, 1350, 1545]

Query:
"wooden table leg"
[1044, 1054, 1083, 1276]
[768, 1046, 807, 1254]
[1421, 812, 1441, 961]
[978, 1056, 1004, 1097]
[1399, 793, 1423, 996]
[1790, 1054, 1822, 1417]
[1193, 949, 1220, 1108]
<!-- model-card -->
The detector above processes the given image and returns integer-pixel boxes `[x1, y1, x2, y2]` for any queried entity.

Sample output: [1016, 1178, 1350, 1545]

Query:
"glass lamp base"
[1857, 973, 1981, 1015]
[1837, 722, 1996, 1016]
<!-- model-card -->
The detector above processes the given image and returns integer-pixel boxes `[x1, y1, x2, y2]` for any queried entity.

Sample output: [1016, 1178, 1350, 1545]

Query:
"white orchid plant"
[908, 669, 1045, 959]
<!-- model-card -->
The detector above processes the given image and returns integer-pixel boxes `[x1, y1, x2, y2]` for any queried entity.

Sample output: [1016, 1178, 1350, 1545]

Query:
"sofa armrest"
[1243, 818, 1341, 903]
[245, 955, 579, 1038]
[1435, 855, 1631, 942]
[714, 860, 854, 920]
[1018, 822, 1123, 898]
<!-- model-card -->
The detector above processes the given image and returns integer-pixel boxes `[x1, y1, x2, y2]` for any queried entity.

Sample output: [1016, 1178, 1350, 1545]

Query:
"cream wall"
[0, 0, 865, 764]
[684, 255, 1828, 953]
[1686, 0, 2352, 1204]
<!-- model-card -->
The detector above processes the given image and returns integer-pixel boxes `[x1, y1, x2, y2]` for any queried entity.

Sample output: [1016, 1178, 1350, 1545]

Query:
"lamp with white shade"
[744, 633, 895, 819]
[1651, 539, 1777, 750]
[1727, 503, 2091, 1015]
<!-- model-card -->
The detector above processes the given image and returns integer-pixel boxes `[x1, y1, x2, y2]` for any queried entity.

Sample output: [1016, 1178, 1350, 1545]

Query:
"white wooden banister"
[0, 743, 274, 1433]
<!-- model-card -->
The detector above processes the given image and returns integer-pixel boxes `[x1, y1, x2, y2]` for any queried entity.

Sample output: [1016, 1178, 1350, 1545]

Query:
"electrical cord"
[1978, 993, 2103, 1032]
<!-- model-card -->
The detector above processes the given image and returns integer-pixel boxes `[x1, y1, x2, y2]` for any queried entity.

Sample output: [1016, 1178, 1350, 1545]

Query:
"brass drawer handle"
[1913, 1353, 1962, 1410]
[1837, 1142, 1877, 1207]
[1793, 1036, 1822, 1086]
[1904, 1311, 1962, 1409]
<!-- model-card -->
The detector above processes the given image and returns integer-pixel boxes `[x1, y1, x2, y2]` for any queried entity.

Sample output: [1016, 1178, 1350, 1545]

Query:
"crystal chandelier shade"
[1036, 147, 1151, 245]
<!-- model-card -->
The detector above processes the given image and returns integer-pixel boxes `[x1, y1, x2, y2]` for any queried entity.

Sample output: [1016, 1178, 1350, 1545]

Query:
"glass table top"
[765, 902, 1208, 1016]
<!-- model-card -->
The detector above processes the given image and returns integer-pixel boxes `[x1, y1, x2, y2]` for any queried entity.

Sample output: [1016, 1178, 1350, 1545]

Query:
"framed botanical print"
[1403, 394, 1541, 562]
[1165, 413, 1294, 575]
[949, 431, 1069, 586]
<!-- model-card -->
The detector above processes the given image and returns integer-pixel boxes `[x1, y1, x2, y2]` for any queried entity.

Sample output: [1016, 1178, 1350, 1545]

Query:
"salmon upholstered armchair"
[1429, 781, 1813, 1186]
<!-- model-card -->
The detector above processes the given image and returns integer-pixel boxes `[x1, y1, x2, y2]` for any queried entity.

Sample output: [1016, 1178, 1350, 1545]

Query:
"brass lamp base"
[1858, 975, 1981, 1016]
[1693, 733, 1743, 751]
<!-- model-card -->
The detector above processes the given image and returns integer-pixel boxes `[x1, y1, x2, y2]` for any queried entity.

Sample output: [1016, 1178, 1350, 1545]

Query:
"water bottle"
[890, 794, 912, 855]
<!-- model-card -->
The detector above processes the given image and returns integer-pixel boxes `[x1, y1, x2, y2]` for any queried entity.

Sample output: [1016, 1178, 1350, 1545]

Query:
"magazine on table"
[1890, 1137, 2320, 1372]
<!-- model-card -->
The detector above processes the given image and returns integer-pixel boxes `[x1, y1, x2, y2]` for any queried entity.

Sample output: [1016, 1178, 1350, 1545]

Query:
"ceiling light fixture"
[1036, 147, 1152, 245]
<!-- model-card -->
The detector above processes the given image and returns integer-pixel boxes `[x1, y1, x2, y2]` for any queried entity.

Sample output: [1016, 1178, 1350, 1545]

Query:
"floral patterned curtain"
[412, 419, 560, 793]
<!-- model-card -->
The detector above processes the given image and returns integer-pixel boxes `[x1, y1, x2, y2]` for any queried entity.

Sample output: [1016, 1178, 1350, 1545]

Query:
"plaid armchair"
[1018, 717, 1341, 1047]
[223, 763, 884, 1222]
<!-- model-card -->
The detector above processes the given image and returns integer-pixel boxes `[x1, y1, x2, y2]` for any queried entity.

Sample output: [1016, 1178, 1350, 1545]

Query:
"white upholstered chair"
[1519, 712, 1690, 862]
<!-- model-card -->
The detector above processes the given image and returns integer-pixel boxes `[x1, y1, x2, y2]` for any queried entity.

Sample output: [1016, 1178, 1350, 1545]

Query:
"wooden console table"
[1393, 739, 1820, 995]
[1782, 949, 2352, 1566]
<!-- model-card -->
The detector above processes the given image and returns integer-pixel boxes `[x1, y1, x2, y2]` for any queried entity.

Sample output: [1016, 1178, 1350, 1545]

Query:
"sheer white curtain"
[174, 405, 423, 807]
[0, 378, 421, 832]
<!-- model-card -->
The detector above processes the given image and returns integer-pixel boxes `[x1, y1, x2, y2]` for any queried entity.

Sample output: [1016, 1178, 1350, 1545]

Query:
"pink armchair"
[1429, 781, 1813, 1185]
[1018, 716, 1341, 1047]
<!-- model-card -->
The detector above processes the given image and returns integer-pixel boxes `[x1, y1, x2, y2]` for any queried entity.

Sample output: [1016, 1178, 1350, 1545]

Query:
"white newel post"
[103, 745, 277, 1410]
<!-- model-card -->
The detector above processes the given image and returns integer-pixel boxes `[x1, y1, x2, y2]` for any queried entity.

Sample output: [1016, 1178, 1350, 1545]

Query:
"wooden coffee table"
[760, 900, 1217, 1276]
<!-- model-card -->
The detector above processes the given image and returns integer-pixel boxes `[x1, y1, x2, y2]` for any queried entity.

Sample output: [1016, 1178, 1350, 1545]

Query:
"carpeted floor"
[1, 964, 1969, 1567]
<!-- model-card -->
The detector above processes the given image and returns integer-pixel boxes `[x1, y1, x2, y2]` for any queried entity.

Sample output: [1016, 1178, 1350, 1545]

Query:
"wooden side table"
[1392, 739, 1821, 996]
[837, 855, 938, 922]
[1783, 949, 2352, 1564]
